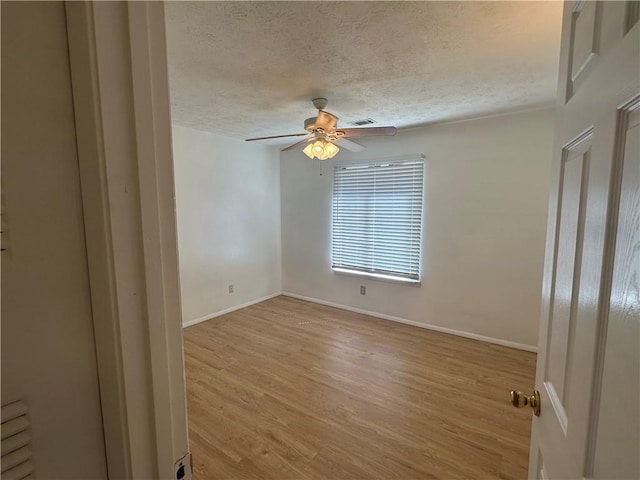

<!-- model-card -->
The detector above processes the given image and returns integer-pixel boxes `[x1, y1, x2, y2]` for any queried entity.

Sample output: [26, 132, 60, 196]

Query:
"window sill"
[332, 267, 422, 286]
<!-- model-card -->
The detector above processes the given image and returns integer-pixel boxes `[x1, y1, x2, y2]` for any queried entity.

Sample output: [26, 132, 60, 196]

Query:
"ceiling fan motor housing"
[305, 110, 339, 136]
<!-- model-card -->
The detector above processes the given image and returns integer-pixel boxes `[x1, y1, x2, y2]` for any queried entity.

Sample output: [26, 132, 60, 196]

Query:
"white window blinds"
[332, 157, 424, 282]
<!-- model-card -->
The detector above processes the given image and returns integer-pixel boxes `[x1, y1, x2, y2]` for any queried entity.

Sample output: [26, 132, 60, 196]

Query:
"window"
[332, 157, 424, 283]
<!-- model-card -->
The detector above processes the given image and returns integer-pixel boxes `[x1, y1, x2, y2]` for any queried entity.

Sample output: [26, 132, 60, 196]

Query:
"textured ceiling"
[165, 1, 562, 146]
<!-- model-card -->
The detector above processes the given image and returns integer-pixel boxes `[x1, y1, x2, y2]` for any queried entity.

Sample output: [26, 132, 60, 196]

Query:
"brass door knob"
[510, 389, 541, 416]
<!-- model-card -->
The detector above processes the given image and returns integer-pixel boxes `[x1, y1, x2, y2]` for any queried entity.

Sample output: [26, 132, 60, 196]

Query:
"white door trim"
[65, 2, 188, 478]
[127, 3, 189, 476]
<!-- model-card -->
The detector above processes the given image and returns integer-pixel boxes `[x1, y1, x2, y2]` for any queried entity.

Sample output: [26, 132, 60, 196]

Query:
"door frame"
[65, 2, 188, 478]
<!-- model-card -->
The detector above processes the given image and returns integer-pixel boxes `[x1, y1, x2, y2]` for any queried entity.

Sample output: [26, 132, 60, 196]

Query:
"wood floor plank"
[184, 296, 536, 479]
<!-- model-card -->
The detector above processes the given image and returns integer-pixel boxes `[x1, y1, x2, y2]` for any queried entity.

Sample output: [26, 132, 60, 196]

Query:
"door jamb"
[65, 2, 189, 478]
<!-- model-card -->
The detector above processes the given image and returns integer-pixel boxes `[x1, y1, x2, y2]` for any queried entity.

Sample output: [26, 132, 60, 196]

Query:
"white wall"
[173, 125, 282, 325]
[281, 109, 554, 348]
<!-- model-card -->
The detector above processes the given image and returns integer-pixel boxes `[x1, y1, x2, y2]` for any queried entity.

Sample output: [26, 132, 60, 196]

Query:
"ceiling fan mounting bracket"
[312, 97, 328, 111]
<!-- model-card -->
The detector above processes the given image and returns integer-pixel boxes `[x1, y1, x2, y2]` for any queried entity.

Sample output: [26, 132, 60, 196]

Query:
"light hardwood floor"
[184, 295, 537, 479]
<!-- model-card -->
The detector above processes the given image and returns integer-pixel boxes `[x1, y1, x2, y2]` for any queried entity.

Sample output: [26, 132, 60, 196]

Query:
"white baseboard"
[183, 290, 538, 352]
[182, 292, 282, 328]
[281, 291, 537, 353]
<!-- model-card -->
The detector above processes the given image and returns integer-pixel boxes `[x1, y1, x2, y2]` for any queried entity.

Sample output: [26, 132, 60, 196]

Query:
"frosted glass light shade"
[302, 143, 314, 158]
[302, 140, 340, 160]
[324, 142, 339, 158]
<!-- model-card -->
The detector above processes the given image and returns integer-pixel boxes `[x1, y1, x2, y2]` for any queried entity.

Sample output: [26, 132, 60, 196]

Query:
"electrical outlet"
[175, 452, 192, 480]
[360, 285, 366, 295]
[228, 284, 234, 294]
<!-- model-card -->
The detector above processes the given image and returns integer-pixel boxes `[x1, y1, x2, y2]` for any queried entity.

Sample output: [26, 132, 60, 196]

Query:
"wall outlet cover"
[175, 452, 192, 480]
[360, 285, 366, 295]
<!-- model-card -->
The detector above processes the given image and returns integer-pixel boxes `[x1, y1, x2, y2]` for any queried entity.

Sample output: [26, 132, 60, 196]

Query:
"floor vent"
[1, 400, 35, 479]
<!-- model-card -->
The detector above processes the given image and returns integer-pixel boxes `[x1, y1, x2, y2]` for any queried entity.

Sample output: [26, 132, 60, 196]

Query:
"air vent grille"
[1, 400, 35, 479]
[348, 118, 376, 126]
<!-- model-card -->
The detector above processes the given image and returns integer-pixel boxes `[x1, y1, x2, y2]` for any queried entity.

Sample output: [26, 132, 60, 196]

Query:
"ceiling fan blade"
[334, 126, 397, 139]
[281, 137, 312, 152]
[314, 110, 338, 132]
[245, 133, 308, 142]
[334, 138, 364, 152]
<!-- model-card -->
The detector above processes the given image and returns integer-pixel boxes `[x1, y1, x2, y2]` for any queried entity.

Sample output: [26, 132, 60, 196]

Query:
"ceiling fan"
[245, 98, 397, 160]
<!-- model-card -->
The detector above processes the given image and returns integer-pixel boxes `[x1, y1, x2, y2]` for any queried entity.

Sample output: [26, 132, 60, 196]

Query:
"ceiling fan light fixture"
[302, 143, 314, 158]
[303, 139, 339, 160]
[324, 141, 339, 158]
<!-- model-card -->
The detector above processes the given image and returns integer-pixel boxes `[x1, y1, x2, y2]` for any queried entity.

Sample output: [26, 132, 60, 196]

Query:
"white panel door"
[1, 2, 108, 478]
[529, 1, 639, 479]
